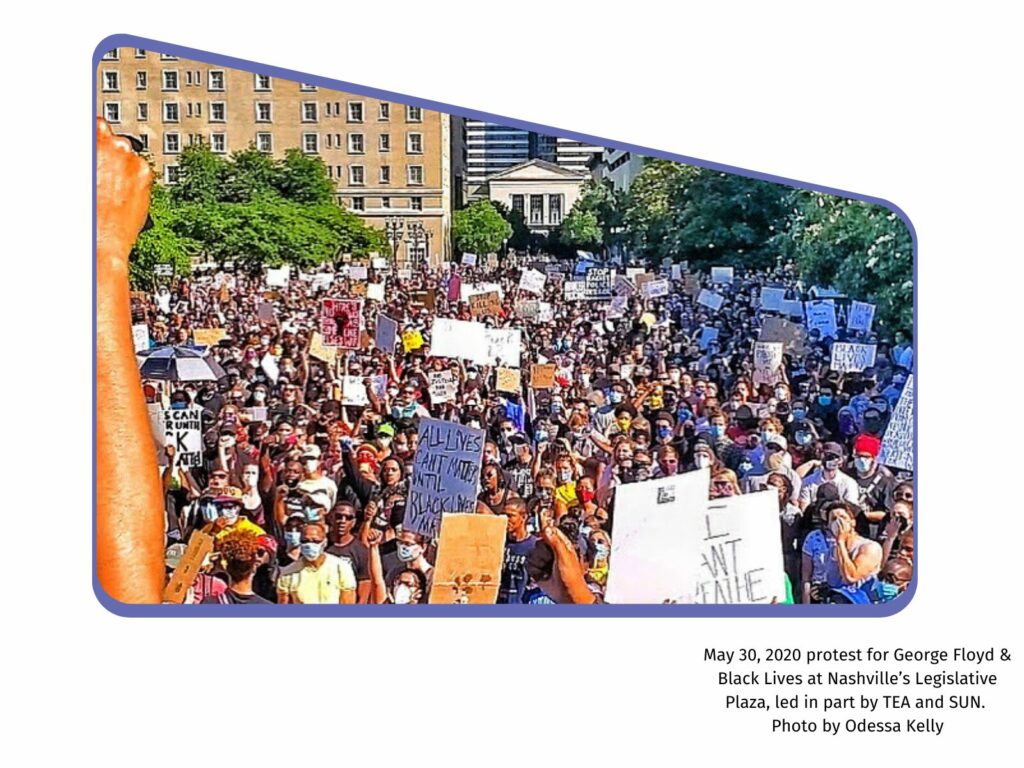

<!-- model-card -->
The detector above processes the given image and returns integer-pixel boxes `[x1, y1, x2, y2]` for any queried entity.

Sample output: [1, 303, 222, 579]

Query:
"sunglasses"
[334, 514, 357, 521]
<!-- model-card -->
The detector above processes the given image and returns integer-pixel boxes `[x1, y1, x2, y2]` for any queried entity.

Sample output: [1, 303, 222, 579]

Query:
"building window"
[211, 133, 227, 153]
[138, 133, 149, 151]
[254, 74, 272, 90]
[186, 103, 192, 118]
[334, 133, 341, 147]
[134, 48, 146, 58]
[102, 71, 119, 92]
[379, 165, 391, 184]
[137, 103, 149, 121]
[407, 165, 424, 185]
[379, 134, 390, 152]
[348, 133, 364, 154]
[325, 134, 332, 149]
[160, 53, 178, 61]
[406, 105, 422, 122]
[379, 102, 390, 120]
[548, 194, 563, 225]
[351, 197, 365, 211]
[255, 102, 272, 122]
[411, 196, 423, 211]
[300, 82, 317, 91]
[511, 195, 525, 217]
[407, 132, 423, 154]
[208, 70, 225, 91]
[103, 102, 121, 123]
[194, 102, 202, 117]
[209, 101, 226, 122]
[530, 195, 544, 224]
[302, 133, 319, 153]
[162, 70, 178, 91]
[164, 133, 181, 154]
[256, 132, 273, 153]
[165, 165, 180, 184]
[163, 102, 180, 123]
[382, 196, 391, 208]
[102, 49, 119, 60]
[327, 166, 333, 178]
[347, 101, 364, 122]
[350, 166, 365, 185]
[336, 165, 343, 177]
[136, 71, 147, 89]
[301, 102, 318, 122]
[185, 71, 193, 86]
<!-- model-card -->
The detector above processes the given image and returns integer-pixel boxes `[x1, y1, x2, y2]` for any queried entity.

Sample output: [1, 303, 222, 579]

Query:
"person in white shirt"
[798, 441, 859, 510]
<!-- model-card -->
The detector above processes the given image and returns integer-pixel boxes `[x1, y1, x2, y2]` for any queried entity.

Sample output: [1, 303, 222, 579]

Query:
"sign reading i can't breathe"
[404, 419, 485, 540]
[160, 407, 203, 468]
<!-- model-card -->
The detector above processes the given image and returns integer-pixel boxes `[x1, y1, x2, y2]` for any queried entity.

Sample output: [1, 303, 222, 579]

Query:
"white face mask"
[695, 454, 712, 469]
[396, 543, 421, 563]
[304, 459, 319, 473]
[254, 391, 266, 403]
[393, 584, 415, 604]
[242, 472, 258, 488]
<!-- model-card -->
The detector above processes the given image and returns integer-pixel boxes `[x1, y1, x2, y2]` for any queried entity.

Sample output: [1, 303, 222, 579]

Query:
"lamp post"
[384, 217, 404, 265]
[407, 221, 431, 271]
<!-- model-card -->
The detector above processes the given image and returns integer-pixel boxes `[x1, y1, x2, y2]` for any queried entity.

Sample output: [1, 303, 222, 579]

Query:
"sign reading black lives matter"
[404, 419, 485, 539]
[160, 407, 204, 468]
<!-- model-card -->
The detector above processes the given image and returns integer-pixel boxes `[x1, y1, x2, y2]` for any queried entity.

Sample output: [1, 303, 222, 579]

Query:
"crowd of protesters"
[135, 253, 914, 605]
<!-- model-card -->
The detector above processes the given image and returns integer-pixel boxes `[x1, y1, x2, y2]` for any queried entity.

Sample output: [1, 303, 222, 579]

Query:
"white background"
[1, 2, 1020, 764]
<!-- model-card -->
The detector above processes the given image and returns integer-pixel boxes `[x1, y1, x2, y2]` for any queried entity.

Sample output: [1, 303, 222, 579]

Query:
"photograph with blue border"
[94, 34, 917, 617]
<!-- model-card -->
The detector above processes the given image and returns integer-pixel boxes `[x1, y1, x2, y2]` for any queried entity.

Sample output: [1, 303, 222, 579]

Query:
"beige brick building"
[96, 46, 451, 267]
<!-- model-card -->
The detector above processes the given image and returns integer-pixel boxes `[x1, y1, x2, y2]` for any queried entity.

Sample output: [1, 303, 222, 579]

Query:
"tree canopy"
[452, 200, 512, 256]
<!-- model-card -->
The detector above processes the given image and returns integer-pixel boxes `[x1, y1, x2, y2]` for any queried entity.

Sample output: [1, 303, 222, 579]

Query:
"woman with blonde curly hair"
[201, 529, 273, 604]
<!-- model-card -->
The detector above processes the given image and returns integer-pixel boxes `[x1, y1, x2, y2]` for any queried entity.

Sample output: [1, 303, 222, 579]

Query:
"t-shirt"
[798, 469, 860, 508]
[276, 553, 357, 604]
[201, 588, 273, 605]
[801, 529, 833, 584]
[327, 538, 370, 581]
[299, 476, 338, 510]
[499, 535, 538, 604]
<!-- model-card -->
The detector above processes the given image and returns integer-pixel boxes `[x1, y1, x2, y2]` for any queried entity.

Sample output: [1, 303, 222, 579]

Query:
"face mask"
[774, 388, 788, 400]
[201, 503, 219, 523]
[695, 454, 712, 469]
[300, 541, 324, 561]
[170, 401, 188, 411]
[396, 543, 421, 563]
[467, 371, 478, 380]
[254, 391, 266, 403]
[551, 402, 562, 414]
[829, 520, 842, 538]
[242, 473, 258, 488]
[761, 431, 776, 445]
[609, 391, 624, 404]
[616, 418, 632, 432]
[220, 506, 239, 524]
[579, 488, 595, 504]
[378, 436, 392, 449]
[824, 458, 841, 472]
[393, 584, 415, 605]
[657, 425, 672, 439]
[669, 371, 681, 384]
[468, 420, 481, 429]
[535, 431, 549, 444]
[854, 457, 873, 473]
[678, 409, 692, 422]
[593, 543, 610, 561]
[792, 408, 806, 420]
[304, 460, 319, 473]
[818, 395, 833, 407]
[304, 506, 321, 522]
[795, 432, 812, 446]
[284, 530, 302, 549]
[558, 469, 573, 484]
[502, 429, 515, 439]
[710, 425, 725, 439]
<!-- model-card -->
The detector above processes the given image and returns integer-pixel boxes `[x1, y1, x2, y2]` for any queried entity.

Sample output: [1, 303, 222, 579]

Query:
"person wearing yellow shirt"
[198, 487, 267, 542]
[276, 522, 357, 604]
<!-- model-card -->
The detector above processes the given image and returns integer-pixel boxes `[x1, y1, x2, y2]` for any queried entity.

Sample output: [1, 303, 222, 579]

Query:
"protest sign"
[351, 283, 368, 298]
[431, 319, 521, 367]
[131, 323, 149, 352]
[811, 285, 841, 298]
[614, 274, 637, 297]
[847, 300, 876, 333]
[371, 257, 388, 270]
[626, 267, 646, 282]
[375, 315, 399, 352]
[584, 268, 613, 300]
[684, 274, 701, 297]
[401, 328, 424, 353]
[486, 253, 499, 269]
[460, 281, 503, 303]
[469, 291, 502, 318]
[830, 342, 877, 373]
[698, 326, 720, 351]
[405, 419, 485, 539]
[311, 273, 333, 291]
[193, 328, 227, 347]
[518, 268, 547, 294]
[780, 299, 805, 318]
[162, 530, 215, 604]
[711, 266, 734, 284]
[530, 363, 556, 389]
[759, 316, 808, 354]
[428, 514, 506, 604]
[485, 327, 522, 368]
[804, 299, 838, 338]
[515, 299, 540, 319]
[409, 289, 436, 311]
[447, 274, 462, 302]
[266, 266, 290, 287]
[644, 278, 670, 298]
[341, 376, 370, 406]
[753, 341, 785, 386]
[671, 264, 683, 280]
[159, 407, 203, 468]
[321, 298, 362, 348]
[154, 263, 174, 277]
[538, 302, 553, 322]
[256, 302, 275, 324]
[696, 289, 725, 311]
[398, 268, 413, 281]
[247, 407, 268, 423]
[879, 375, 914, 471]
[634, 272, 655, 292]
[496, 367, 522, 394]
[563, 280, 586, 301]
[349, 265, 368, 281]
[461, 252, 478, 267]
[604, 469, 710, 604]
[366, 281, 385, 302]
[428, 370, 459, 404]
[759, 287, 786, 312]
[260, 353, 280, 383]
[681, 491, 786, 604]
[308, 331, 337, 365]
[608, 294, 628, 318]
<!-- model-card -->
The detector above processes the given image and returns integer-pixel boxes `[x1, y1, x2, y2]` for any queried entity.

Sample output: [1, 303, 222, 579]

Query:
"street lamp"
[384, 217, 404, 264]
[407, 221, 431, 271]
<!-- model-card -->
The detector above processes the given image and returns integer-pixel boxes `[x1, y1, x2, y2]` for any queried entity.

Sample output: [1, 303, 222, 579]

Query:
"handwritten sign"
[131, 323, 150, 352]
[159, 407, 203, 468]
[350, 265, 368, 281]
[375, 315, 399, 352]
[830, 342, 877, 373]
[309, 331, 337, 365]
[698, 326, 720, 351]
[671, 264, 683, 280]
[428, 514, 506, 604]
[584, 268, 613, 300]
[682, 491, 786, 604]
[759, 287, 786, 312]
[563, 281, 586, 301]
[879, 375, 914, 471]
[366, 281, 385, 302]
[266, 266, 290, 287]
[461, 252, 478, 267]
[604, 468, 711, 604]
[711, 266, 734, 284]
[643, 278, 670, 298]
[401, 328, 424, 352]
[530, 363, 556, 389]
[469, 291, 502, 318]
[460, 281, 503, 303]
[753, 341, 785, 386]
[847, 300, 876, 333]
[341, 376, 370, 406]
[372, 257, 388, 271]
[321, 298, 362, 348]
[428, 370, 459, 404]
[804, 299, 838, 338]
[759, 317, 808, 353]
[193, 328, 227, 347]
[518, 268, 547, 295]
[256, 302, 275, 324]
[496, 367, 521, 394]
[405, 419, 485, 539]
[538, 302, 553, 322]
[696, 289, 725, 311]
[409, 289, 436, 311]
[515, 299, 540, 319]
[431, 319, 521, 367]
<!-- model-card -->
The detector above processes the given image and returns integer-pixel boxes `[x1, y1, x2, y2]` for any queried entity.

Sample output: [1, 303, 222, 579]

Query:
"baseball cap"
[301, 444, 322, 460]
[822, 441, 844, 459]
[765, 434, 788, 451]
[377, 423, 396, 437]
[853, 434, 882, 458]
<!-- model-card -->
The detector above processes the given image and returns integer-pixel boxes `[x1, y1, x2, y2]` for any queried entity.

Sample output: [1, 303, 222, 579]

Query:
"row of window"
[510, 193, 564, 226]
[343, 196, 425, 212]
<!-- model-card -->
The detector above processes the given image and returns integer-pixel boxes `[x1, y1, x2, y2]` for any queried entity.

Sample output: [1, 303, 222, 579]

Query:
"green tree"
[130, 184, 197, 288]
[219, 145, 279, 203]
[172, 143, 223, 204]
[452, 200, 512, 255]
[559, 207, 602, 250]
[274, 148, 335, 204]
[489, 199, 530, 251]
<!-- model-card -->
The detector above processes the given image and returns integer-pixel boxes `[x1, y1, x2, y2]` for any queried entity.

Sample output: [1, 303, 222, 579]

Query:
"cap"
[301, 444, 322, 460]
[853, 434, 882, 458]
[765, 434, 788, 451]
[207, 486, 243, 504]
[377, 423, 396, 437]
[165, 543, 188, 570]
[822, 441, 844, 458]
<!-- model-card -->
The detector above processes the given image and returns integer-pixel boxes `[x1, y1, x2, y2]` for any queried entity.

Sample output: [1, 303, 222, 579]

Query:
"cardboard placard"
[496, 367, 522, 393]
[409, 289, 436, 311]
[759, 316, 808, 353]
[193, 328, 227, 347]
[405, 419, 485, 539]
[753, 341, 785, 386]
[375, 315, 399, 352]
[159, 407, 204, 468]
[321, 299, 362, 349]
[830, 342, 877, 373]
[266, 266, 290, 287]
[643, 278, 670, 298]
[584, 268, 613, 300]
[469, 291, 502, 318]
[696, 289, 725, 311]
[879, 375, 914, 471]
[530, 363, 556, 389]
[711, 266, 734, 284]
[759, 287, 786, 312]
[804, 299, 838, 338]
[684, 274, 701, 297]
[371, 257, 388, 270]
[428, 370, 459, 404]
[518, 268, 547, 295]
[431, 319, 521, 367]
[366, 281, 386, 302]
[309, 331, 337, 365]
[131, 323, 150, 353]
[698, 326, 720, 351]
[428, 514, 506, 604]
[847, 300, 876, 333]
[402, 328, 425, 353]
[563, 281, 587, 301]
[349, 265, 368, 280]
[256, 302, 275, 324]
[461, 252, 478, 267]
[162, 531, 215, 604]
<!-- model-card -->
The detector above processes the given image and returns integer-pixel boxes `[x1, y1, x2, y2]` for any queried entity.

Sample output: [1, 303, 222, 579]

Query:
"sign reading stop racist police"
[160, 407, 203, 468]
